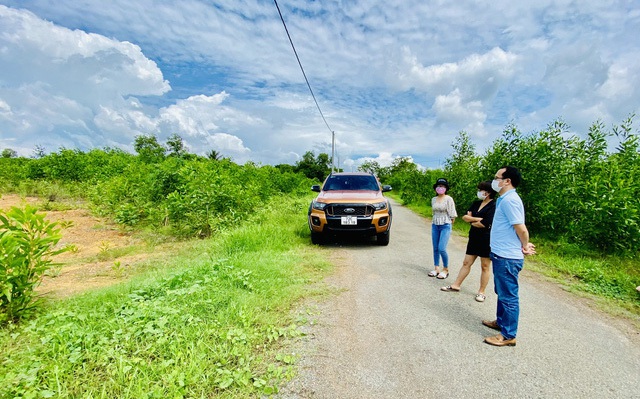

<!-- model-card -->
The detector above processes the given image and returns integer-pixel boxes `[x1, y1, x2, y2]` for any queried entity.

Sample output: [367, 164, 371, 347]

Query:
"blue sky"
[0, 1, 638, 169]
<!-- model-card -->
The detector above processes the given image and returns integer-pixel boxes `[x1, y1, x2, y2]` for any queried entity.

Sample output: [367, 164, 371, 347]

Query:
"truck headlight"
[312, 200, 328, 210]
[372, 201, 387, 211]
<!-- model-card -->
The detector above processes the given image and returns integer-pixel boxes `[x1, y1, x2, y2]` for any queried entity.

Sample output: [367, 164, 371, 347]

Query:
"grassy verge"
[0, 195, 332, 398]
[391, 194, 640, 325]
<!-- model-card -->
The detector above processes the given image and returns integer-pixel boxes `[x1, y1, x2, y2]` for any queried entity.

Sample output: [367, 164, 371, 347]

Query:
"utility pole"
[331, 131, 335, 172]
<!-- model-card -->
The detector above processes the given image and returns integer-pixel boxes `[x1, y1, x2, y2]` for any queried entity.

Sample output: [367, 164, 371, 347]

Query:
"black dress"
[465, 199, 496, 258]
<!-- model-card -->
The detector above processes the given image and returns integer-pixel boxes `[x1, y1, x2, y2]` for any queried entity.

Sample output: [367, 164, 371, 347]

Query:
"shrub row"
[388, 117, 639, 255]
[0, 150, 314, 239]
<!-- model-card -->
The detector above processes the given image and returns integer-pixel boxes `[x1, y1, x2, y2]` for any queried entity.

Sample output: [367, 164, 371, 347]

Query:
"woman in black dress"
[440, 181, 496, 302]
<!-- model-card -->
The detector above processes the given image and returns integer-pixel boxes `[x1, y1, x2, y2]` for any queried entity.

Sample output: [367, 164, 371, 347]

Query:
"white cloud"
[432, 89, 486, 128]
[0, 5, 171, 153]
[205, 133, 250, 159]
[393, 47, 519, 100]
[0, 1, 638, 167]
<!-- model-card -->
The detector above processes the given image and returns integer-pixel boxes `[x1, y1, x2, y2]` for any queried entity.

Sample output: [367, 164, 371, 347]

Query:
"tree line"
[3, 120, 638, 254]
[0, 134, 325, 239]
[368, 117, 639, 255]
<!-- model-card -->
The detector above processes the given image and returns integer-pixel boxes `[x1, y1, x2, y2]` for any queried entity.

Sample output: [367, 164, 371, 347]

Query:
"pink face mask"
[435, 187, 446, 195]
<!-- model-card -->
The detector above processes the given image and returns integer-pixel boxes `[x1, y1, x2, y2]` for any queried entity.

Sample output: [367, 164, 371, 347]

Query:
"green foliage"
[1, 147, 314, 240]
[207, 149, 225, 161]
[166, 133, 187, 158]
[0, 196, 331, 398]
[85, 157, 312, 238]
[444, 131, 483, 213]
[0, 157, 31, 192]
[134, 134, 166, 163]
[2, 148, 17, 158]
[0, 206, 73, 323]
[358, 160, 383, 176]
[438, 116, 639, 255]
[383, 116, 638, 255]
[4, 147, 134, 187]
[294, 151, 331, 181]
[527, 239, 640, 316]
[382, 157, 440, 205]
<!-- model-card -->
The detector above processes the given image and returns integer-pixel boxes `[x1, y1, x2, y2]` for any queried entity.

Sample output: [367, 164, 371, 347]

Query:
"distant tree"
[134, 134, 166, 163]
[166, 133, 187, 157]
[444, 130, 483, 212]
[32, 145, 46, 159]
[207, 150, 223, 161]
[274, 163, 296, 174]
[294, 151, 331, 181]
[358, 160, 382, 176]
[389, 156, 419, 174]
[2, 148, 17, 158]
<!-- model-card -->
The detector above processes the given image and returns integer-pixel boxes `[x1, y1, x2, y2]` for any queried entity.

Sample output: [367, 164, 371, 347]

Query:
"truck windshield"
[323, 176, 379, 191]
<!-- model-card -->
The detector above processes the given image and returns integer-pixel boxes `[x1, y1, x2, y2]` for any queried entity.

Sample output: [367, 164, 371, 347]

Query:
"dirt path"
[279, 200, 640, 398]
[0, 194, 163, 298]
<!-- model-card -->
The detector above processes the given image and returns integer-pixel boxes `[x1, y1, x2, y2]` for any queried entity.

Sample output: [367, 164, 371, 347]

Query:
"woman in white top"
[428, 178, 457, 279]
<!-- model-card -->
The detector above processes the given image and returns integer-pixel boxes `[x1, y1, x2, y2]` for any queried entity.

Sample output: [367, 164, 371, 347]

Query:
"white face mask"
[477, 191, 487, 200]
[491, 179, 502, 193]
[435, 186, 446, 195]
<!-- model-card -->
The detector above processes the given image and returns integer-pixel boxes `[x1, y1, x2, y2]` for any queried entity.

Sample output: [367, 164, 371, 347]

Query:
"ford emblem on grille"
[344, 208, 356, 214]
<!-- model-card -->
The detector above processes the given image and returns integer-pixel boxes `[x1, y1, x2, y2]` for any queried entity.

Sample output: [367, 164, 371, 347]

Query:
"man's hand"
[522, 242, 536, 255]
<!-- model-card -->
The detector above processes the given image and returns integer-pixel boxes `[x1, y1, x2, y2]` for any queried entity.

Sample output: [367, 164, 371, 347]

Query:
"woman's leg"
[438, 224, 452, 269]
[478, 257, 491, 295]
[449, 254, 477, 289]
[431, 224, 441, 271]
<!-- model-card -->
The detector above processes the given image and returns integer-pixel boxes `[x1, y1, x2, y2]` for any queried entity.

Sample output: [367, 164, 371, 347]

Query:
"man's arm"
[514, 223, 536, 255]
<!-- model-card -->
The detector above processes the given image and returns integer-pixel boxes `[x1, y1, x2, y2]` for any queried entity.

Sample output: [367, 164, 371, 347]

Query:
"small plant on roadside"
[97, 241, 111, 261]
[0, 206, 73, 324]
[110, 260, 127, 277]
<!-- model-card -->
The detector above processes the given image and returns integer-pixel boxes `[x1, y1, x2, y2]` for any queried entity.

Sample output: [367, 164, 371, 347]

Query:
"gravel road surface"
[279, 199, 640, 398]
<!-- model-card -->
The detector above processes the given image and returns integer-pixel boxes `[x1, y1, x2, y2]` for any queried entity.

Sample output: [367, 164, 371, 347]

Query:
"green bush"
[0, 206, 73, 324]
[442, 117, 639, 255]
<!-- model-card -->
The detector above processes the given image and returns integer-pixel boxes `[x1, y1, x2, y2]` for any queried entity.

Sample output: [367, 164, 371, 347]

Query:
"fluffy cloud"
[0, 1, 638, 166]
[0, 6, 257, 160]
[0, 6, 171, 153]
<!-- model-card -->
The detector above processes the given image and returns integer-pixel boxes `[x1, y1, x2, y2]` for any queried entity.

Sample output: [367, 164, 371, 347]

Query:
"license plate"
[341, 216, 358, 225]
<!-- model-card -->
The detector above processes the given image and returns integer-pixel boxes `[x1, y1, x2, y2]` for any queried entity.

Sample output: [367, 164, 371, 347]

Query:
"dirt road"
[280, 200, 640, 398]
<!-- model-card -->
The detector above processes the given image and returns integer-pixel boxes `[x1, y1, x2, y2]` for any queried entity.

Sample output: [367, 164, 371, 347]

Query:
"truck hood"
[316, 190, 386, 203]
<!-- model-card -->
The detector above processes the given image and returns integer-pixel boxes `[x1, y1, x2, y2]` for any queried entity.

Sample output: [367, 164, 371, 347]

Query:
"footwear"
[482, 319, 500, 330]
[440, 285, 460, 292]
[428, 270, 439, 277]
[475, 293, 486, 302]
[436, 272, 449, 279]
[484, 334, 516, 347]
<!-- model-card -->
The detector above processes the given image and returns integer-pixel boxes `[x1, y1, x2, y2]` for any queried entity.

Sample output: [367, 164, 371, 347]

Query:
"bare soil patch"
[1, 194, 164, 298]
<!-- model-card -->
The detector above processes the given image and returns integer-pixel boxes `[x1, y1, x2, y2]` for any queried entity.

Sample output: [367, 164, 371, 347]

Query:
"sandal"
[428, 270, 439, 277]
[440, 285, 460, 292]
[475, 293, 486, 302]
[436, 272, 449, 279]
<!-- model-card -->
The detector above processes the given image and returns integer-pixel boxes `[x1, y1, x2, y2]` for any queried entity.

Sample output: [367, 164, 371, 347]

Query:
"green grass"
[391, 193, 640, 324]
[526, 240, 640, 323]
[0, 196, 332, 398]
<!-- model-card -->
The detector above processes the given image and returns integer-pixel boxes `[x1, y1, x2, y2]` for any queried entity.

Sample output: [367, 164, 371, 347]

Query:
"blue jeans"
[490, 252, 524, 340]
[431, 223, 452, 267]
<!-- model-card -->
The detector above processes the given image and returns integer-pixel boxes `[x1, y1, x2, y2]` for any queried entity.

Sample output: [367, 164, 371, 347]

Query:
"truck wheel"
[376, 230, 390, 246]
[311, 231, 325, 245]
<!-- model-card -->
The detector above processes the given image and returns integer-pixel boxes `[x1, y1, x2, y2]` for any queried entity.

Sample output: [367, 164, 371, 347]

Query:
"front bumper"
[308, 204, 391, 236]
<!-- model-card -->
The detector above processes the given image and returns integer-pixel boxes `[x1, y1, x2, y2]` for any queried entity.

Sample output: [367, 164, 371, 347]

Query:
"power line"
[273, 0, 333, 134]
